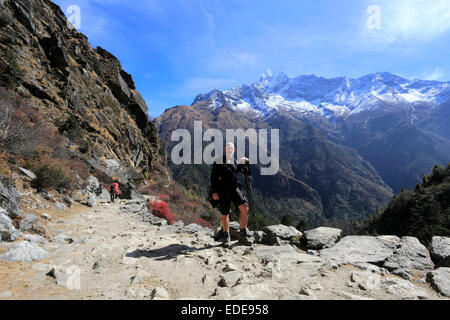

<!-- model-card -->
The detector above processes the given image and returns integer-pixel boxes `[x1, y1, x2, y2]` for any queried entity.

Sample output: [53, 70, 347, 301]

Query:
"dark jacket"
[210, 155, 251, 194]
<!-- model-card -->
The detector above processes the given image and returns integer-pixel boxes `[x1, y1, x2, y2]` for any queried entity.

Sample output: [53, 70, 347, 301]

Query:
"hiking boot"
[238, 228, 254, 246]
[222, 232, 231, 248]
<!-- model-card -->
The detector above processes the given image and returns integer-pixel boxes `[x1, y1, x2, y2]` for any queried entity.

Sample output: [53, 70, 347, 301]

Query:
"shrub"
[296, 218, 308, 232]
[56, 115, 84, 142]
[32, 163, 69, 191]
[0, 48, 24, 86]
[281, 214, 295, 227]
[0, 89, 57, 158]
[147, 199, 175, 225]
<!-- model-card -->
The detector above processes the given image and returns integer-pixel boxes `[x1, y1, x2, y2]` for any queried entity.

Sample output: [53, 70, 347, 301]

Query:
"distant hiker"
[211, 142, 252, 248]
[109, 181, 120, 203]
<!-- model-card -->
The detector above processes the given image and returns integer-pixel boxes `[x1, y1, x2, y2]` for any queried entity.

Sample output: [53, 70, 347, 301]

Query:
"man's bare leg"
[221, 214, 230, 232]
[238, 204, 249, 230]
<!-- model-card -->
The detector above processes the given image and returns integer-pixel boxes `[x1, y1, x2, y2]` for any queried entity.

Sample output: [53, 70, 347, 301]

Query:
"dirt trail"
[0, 198, 447, 300]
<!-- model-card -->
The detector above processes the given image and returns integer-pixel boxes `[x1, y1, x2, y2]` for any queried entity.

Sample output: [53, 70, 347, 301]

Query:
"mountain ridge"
[192, 70, 450, 122]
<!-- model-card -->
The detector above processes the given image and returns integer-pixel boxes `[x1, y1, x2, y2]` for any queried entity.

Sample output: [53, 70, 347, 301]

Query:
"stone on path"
[0, 241, 48, 262]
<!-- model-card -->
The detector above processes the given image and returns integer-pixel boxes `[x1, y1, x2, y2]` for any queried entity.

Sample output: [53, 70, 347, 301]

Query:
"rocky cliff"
[0, 0, 167, 179]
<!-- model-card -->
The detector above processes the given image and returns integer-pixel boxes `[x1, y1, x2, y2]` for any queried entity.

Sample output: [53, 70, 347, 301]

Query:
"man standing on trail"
[211, 142, 253, 248]
[109, 181, 120, 203]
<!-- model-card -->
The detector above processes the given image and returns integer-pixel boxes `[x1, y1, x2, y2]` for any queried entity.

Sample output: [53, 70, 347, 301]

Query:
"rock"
[229, 283, 272, 300]
[127, 287, 149, 299]
[63, 196, 74, 207]
[96, 187, 110, 201]
[350, 271, 380, 291]
[381, 278, 429, 300]
[0, 175, 21, 218]
[383, 237, 434, 276]
[0, 241, 48, 262]
[86, 176, 100, 193]
[308, 282, 323, 291]
[151, 287, 169, 299]
[255, 245, 323, 279]
[427, 268, 450, 297]
[32, 263, 52, 273]
[87, 193, 97, 207]
[253, 231, 265, 243]
[303, 227, 343, 249]
[42, 213, 51, 220]
[431, 236, 450, 267]
[218, 271, 244, 287]
[178, 223, 209, 235]
[48, 265, 81, 290]
[262, 224, 302, 246]
[223, 263, 238, 272]
[320, 235, 400, 266]
[42, 190, 52, 200]
[283, 294, 316, 300]
[391, 268, 415, 281]
[211, 287, 232, 299]
[18, 167, 36, 180]
[54, 202, 66, 211]
[0, 208, 20, 241]
[353, 262, 389, 276]
[19, 214, 39, 231]
[331, 290, 373, 300]
[22, 233, 47, 244]
[130, 269, 150, 285]
[229, 221, 242, 240]
[148, 216, 167, 226]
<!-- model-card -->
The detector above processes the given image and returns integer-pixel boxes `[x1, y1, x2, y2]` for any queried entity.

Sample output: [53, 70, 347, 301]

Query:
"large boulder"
[431, 236, 450, 267]
[86, 176, 100, 193]
[0, 208, 20, 241]
[96, 187, 110, 201]
[254, 245, 323, 279]
[320, 235, 400, 266]
[262, 224, 302, 246]
[0, 241, 48, 262]
[19, 214, 39, 232]
[383, 237, 434, 277]
[303, 227, 343, 249]
[427, 268, 450, 297]
[87, 193, 97, 207]
[0, 175, 21, 218]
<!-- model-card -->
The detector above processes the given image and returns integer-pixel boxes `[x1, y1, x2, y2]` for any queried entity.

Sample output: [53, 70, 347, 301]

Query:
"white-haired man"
[211, 142, 253, 247]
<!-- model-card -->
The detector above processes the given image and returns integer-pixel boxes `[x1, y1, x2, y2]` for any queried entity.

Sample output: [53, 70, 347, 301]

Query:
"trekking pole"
[242, 164, 255, 229]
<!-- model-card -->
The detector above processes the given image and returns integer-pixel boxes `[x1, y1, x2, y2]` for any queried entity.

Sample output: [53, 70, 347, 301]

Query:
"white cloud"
[363, 0, 450, 44]
[421, 68, 445, 81]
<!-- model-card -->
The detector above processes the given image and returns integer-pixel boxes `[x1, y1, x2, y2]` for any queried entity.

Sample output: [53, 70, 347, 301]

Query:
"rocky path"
[0, 198, 448, 300]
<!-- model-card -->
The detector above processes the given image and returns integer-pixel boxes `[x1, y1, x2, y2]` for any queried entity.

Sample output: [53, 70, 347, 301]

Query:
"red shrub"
[147, 199, 175, 225]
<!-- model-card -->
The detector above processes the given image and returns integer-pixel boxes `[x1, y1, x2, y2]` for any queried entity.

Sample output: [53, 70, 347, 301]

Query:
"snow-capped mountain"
[192, 69, 450, 121]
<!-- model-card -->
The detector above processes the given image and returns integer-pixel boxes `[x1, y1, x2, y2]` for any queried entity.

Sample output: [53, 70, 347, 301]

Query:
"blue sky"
[52, 0, 450, 117]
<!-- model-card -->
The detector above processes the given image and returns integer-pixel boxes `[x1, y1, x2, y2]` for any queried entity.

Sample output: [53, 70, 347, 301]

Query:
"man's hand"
[239, 157, 249, 164]
[212, 193, 219, 201]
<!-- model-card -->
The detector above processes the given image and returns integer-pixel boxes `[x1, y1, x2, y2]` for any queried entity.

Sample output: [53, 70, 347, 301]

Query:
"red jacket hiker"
[109, 183, 119, 195]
